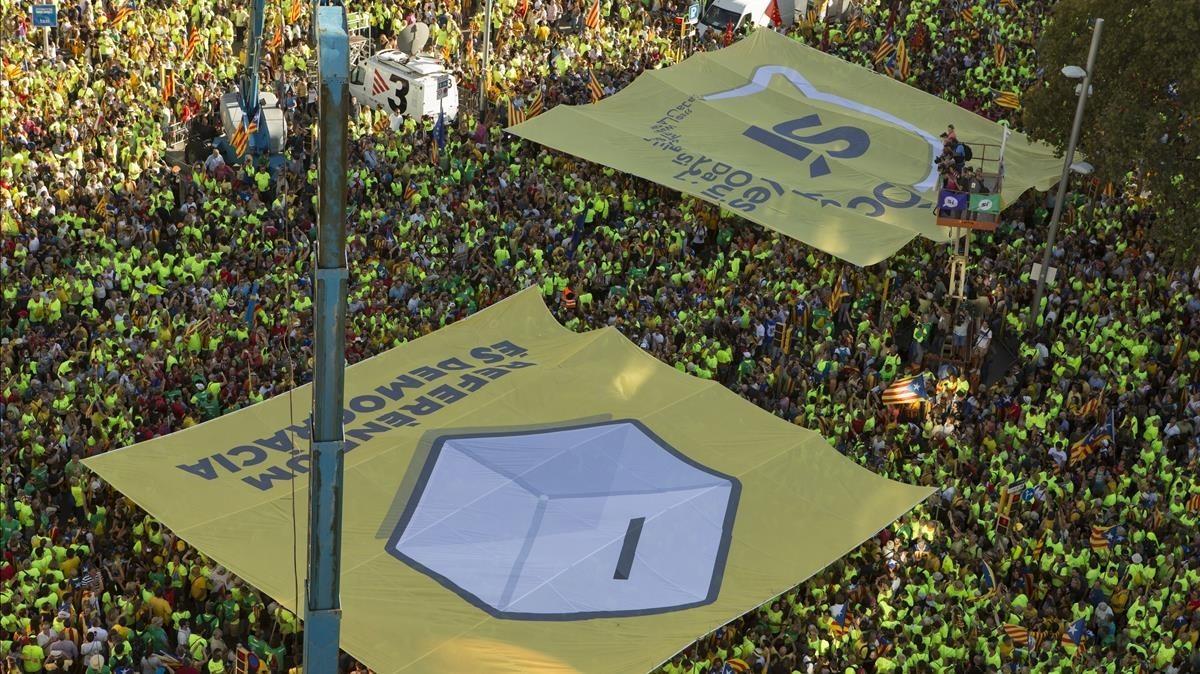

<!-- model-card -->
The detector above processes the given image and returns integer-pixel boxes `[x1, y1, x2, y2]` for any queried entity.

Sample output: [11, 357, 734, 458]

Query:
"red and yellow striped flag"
[1001, 0, 1018, 10]
[161, 70, 175, 102]
[288, 0, 302, 23]
[845, 16, 865, 38]
[231, 119, 249, 157]
[587, 70, 603, 103]
[895, 38, 909, 79]
[995, 91, 1021, 109]
[960, 7, 974, 25]
[872, 41, 895, 66]
[182, 28, 201, 60]
[526, 90, 544, 118]
[994, 43, 1007, 68]
[269, 23, 284, 51]
[583, 0, 601, 30]
[111, 5, 134, 26]
[1002, 624, 1029, 642]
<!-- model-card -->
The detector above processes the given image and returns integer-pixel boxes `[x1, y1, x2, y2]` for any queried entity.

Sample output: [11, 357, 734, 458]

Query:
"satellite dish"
[396, 22, 431, 56]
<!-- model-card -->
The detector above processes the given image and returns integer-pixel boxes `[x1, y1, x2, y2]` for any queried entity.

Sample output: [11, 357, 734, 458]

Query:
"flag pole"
[478, 0, 494, 112]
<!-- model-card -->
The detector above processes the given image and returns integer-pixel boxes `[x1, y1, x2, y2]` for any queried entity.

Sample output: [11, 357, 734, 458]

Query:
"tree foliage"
[1020, 0, 1200, 265]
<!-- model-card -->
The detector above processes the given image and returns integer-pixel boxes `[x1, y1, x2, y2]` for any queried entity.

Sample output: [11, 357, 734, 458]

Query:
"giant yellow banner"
[511, 29, 1062, 265]
[87, 289, 931, 673]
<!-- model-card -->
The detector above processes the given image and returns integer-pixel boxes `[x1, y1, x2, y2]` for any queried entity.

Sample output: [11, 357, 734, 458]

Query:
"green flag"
[969, 193, 1001, 214]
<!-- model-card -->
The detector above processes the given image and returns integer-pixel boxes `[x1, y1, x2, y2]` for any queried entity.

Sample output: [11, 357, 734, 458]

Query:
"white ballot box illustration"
[388, 420, 741, 619]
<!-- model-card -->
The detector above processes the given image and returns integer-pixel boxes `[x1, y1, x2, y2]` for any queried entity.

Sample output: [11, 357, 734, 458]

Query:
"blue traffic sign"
[686, 0, 700, 24]
[31, 3, 57, 27]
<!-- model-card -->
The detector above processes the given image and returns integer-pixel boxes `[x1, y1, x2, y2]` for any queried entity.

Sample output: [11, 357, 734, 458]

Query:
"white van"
[697, 0, 805, 36]
[349, 50, 459, 120]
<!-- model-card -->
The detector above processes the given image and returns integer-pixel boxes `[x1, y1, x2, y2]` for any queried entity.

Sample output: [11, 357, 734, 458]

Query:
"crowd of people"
[2, 0, 1198, 671]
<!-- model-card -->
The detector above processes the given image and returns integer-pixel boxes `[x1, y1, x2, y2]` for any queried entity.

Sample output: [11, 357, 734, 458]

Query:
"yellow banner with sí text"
[510, 29, 1062, 266]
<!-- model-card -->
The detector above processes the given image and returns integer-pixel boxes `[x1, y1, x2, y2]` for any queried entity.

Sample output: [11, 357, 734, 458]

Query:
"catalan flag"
[846, 16, 865, 38]
[994, 43, 1007, 68]
[828, 269, 849, 313]
[517, 0, 529, 18]
[895, 38, 909, 80]
[525, 90, 544, 118]
[583, 0, 601, 30]
[1187, 493, 1200, 513]
[881, 375, 928, 406]
[183, 28, 201, 60]
[1069, 410, 1115, 465]
[288, 0, 302, 23]
[1001, 624, 1029, 643]
[1001, 0, 1019, 10]
[960, 7, 974, 25]
[805, 7, 818, 27]
[872, 40, 895, 66]
[829, 604, 849, 637]
[995, 90, 1021, 109]
[725, 659, 750, 673]
[587, 70, 603, 103]
[111, 4, 134, 26]
[1089, 524, 1121, 551]
[230, 119, 249, 157]
[1060, 618, 1087, 649]
[5, 62, 22, 82]
[1102, 181, 1116, 198]
[1075, 395, 1101, 419]
[506, 98, 525, 125]
[269, 23, 284, 51]
[161, 70, 175, 102]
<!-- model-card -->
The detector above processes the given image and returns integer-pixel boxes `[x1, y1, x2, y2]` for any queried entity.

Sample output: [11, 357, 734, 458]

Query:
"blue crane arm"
[240, 0, 267, 113]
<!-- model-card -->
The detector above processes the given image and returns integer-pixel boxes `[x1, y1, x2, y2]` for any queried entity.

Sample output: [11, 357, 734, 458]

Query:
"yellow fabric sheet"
[86, 288, 931, 673]
[510, 29, 1062, 265]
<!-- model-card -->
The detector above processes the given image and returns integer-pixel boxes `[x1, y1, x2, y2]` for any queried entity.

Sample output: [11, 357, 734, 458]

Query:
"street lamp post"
[1030, 17, 1103, 324]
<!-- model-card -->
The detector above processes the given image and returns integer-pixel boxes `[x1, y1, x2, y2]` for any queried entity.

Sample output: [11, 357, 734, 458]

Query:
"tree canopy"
[1021, 0, 1200, 264]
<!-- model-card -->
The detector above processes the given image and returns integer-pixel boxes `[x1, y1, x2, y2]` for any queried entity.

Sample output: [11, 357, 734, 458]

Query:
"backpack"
[958, 142, 974, 162]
